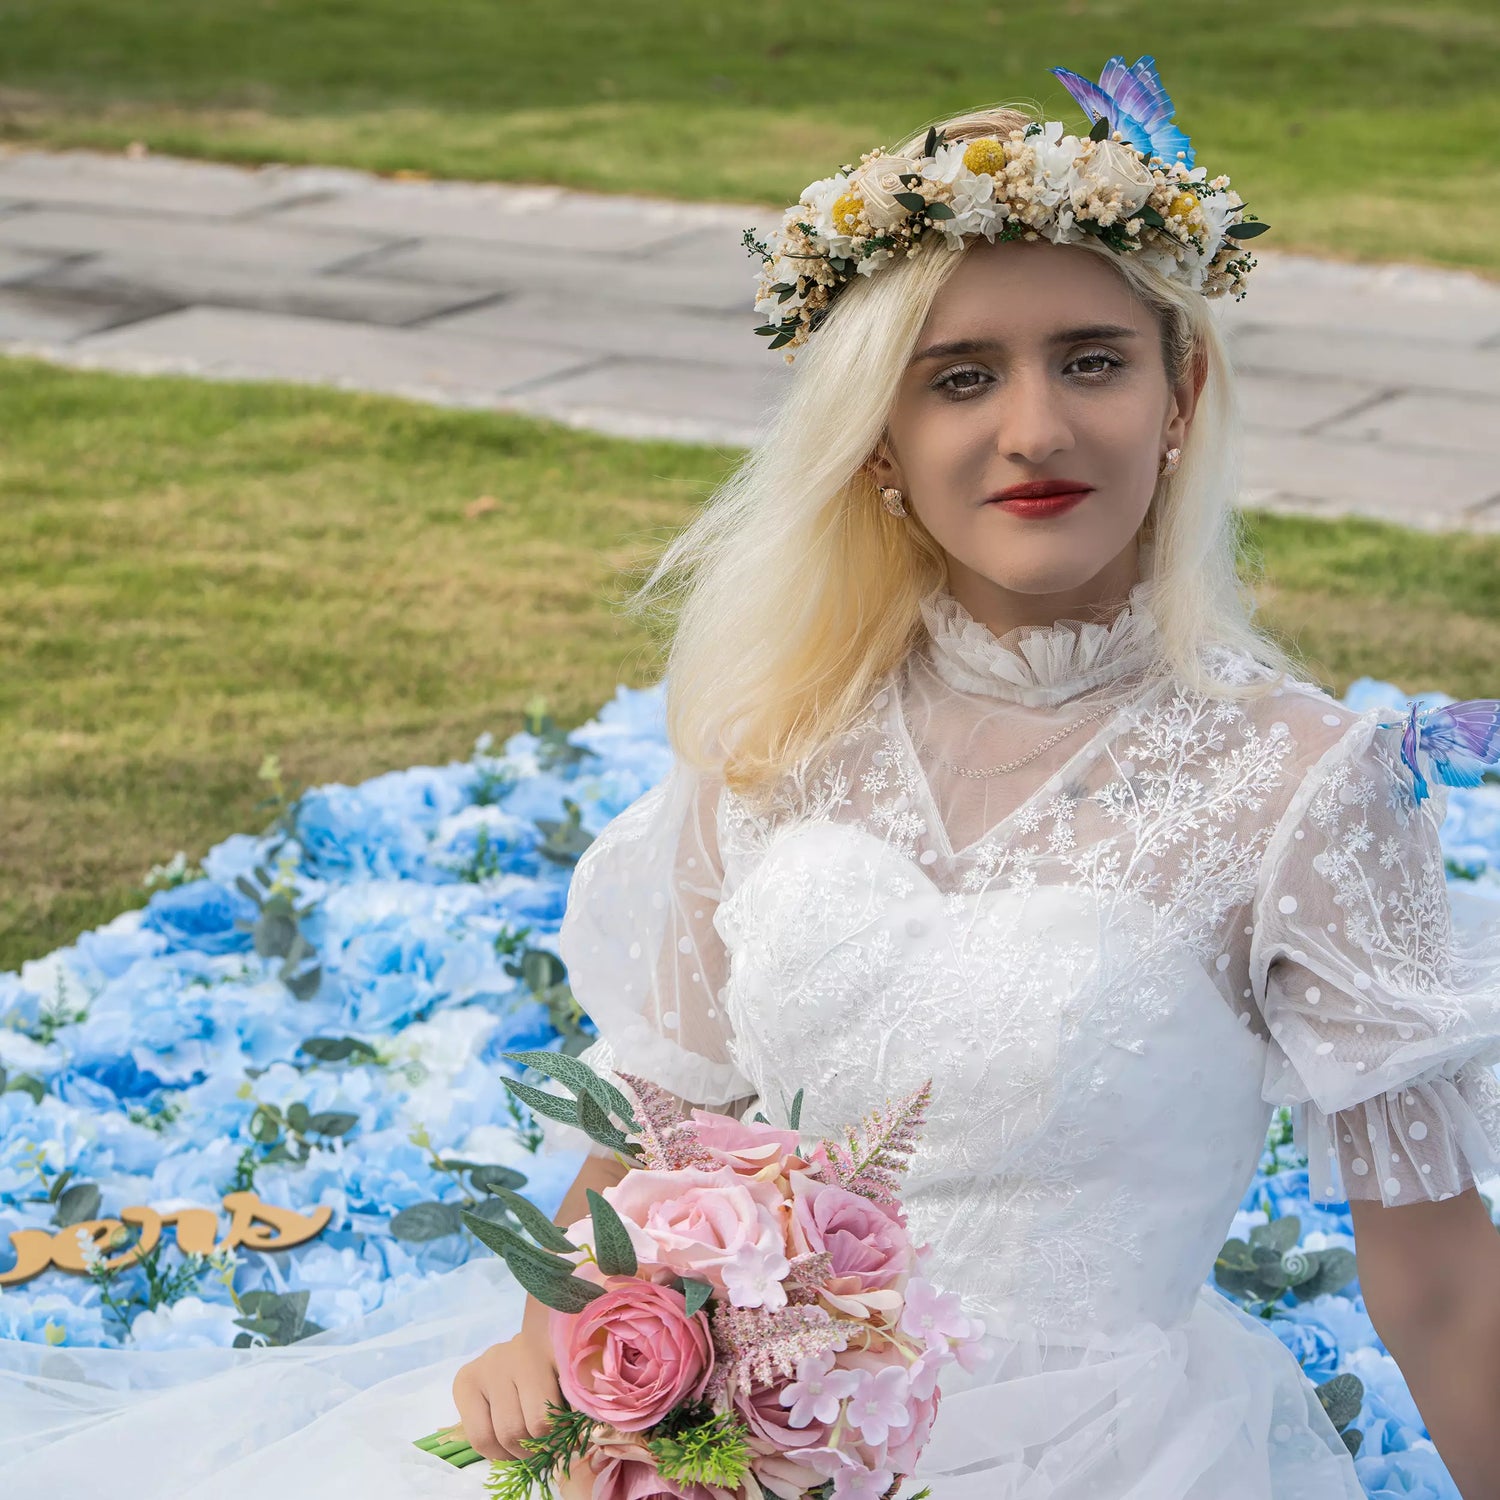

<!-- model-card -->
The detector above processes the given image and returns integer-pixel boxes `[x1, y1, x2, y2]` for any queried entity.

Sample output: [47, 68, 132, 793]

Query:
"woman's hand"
[451, 1295, 561, 1462]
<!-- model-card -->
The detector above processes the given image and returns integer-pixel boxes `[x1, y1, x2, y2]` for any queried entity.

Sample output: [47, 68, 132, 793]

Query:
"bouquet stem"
[414, 1425, 489, 1467]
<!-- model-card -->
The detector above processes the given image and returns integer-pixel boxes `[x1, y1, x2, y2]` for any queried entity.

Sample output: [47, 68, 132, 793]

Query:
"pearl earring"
[879, 486, 908, 517]
[1159, 447, 1182, 477]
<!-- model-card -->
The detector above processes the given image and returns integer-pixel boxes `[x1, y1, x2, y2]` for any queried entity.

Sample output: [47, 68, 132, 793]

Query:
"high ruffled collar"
[917, 573, 1163, 708]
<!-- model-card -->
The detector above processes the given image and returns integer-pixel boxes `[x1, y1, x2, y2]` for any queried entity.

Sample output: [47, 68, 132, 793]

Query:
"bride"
[8, 56, 1500, 1500]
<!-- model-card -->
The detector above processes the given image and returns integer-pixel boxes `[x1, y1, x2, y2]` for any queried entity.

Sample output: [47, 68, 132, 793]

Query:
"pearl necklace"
[912, 701, 1119, 780]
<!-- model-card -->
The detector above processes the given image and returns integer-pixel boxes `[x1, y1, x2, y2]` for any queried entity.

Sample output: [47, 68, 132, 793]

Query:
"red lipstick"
[985, 478, 1094, 519]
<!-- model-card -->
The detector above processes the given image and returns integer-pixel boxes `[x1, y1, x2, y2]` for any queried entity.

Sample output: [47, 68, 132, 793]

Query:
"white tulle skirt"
[0, 1257, 1364, 1500]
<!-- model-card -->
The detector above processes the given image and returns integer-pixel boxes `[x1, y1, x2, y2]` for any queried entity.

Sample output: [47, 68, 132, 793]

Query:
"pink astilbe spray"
[810, 1081, 931, 1209]
[708, 1302, 847, 1395]
[783, 1249, 834, 1304]
[614, 1071, 717, 1171]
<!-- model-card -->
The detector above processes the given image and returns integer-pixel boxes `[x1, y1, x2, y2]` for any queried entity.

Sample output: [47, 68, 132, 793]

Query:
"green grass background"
[1, 0, 1497, 275]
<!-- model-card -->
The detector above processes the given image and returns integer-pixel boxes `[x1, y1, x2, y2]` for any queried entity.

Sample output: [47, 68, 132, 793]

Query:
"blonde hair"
[625, 103, 1296, 798]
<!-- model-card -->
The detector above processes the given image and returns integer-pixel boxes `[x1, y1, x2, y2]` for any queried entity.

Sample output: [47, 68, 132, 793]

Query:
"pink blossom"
[598, 1166, 790, 1297]
[905, 1344, 952, 1401]
[832, 1466, 896, 1500]
[882, 1387, 940, 1477]
[551, 1281, 712, 1432]
[688, 1109, 802, 1179]
[777, 1349, 861, 1428]
[790, 1174, 911, 1319]
[842, 1365, 913, 1447]
[897, 1277, 972, 1346]
[720, 1240, 791, 1310]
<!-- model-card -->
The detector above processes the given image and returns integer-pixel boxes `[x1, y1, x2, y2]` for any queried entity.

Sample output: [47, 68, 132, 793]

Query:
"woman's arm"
[1351, 1188, 1500, 1499]
[515, 1149, 632, 1345]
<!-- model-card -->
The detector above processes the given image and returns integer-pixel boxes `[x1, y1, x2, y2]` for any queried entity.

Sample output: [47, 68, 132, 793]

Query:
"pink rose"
[601, 1167, 790, 1304]
[579, 1428, 736, 1500]
[734, 1377, 832, 1452]
[790, 1175, 912, 1318]
[688, 1109, 801, 1180]
[551, 1281, 712, 1432]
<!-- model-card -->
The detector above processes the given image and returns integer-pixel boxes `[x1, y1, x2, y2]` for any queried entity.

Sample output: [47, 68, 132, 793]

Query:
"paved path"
[1, 147, 1498, 531]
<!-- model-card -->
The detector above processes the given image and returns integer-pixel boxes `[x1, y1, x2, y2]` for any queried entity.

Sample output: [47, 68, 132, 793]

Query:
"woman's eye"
[932, 366, 990, 398]
[1068, 350, 1124, 379]
[933, 351, 1123, 399]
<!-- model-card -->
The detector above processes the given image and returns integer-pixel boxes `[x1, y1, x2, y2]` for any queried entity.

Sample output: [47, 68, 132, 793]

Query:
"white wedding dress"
[7, 571, 1500, 1498]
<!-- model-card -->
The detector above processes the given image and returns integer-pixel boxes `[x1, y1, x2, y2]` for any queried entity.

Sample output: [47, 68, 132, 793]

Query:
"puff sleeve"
[1250, 709, 1500, 1207]
[545, 758, 757, 1157]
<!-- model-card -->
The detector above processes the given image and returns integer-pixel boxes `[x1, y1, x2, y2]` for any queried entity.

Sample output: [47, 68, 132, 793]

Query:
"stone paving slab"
[1243, 428, 1500, 527]
[422, 290, 773, 369]
[1227, 323, 1500, 401]
[68, 305, 606, 402]
[349, 231, 762, 315]
[2, 147, 1498, 530]
[0, 206, 391, 277]
[28, 253, 492, 328]
[1218, 250, 1500, 345]
[1316, 389, 1500, 458]
[0, 244, 72, 286]
[0, 283, 178, 343]
[0, 150, 318, 219]
[271, 176, 777, 255]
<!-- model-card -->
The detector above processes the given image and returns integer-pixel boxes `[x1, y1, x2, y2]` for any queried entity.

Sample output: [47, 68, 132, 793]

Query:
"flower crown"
[743, 55, 1268, 362]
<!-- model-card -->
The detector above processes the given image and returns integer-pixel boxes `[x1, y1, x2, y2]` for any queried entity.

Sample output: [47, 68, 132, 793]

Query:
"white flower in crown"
[1073, 138, 1157, 218]
[1029, 120, 1082, 212]
[850, 151, 930, 233]
[921, 141, 1005, 243]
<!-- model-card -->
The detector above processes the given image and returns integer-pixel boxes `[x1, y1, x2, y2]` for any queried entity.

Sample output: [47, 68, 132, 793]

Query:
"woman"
[452, 64, 1500, 1498]
[8, 56, 1500, 1500]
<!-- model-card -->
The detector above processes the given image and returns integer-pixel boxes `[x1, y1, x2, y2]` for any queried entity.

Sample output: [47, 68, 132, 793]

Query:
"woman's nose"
[993, 369, 1074, 466]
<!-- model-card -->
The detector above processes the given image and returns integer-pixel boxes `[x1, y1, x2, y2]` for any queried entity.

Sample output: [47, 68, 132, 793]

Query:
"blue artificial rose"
[142, 880, 257, 956]
[294, 785, 426, 880]
[1268, 1313, 1340, 1383]
[1354, 1443, 1461, 1499]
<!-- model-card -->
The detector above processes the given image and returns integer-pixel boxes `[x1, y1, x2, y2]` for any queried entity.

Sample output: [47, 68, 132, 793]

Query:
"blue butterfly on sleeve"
[1397, 699, 1500, 804]
[1049, 54, 1195, 168]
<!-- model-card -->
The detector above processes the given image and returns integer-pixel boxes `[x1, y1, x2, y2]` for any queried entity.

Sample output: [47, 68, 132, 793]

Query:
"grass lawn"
[0, 1, 1497, 278]
[3, 354, 1500, 972]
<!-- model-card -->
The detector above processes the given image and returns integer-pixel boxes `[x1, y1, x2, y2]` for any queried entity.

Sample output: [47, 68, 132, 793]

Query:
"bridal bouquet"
[413, 1052, 987, 1500]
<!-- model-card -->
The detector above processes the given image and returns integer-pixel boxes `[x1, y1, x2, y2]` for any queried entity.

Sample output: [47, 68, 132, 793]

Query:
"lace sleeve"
[1250, 710, 1500, 1207]
[543, 759, 757, 1157]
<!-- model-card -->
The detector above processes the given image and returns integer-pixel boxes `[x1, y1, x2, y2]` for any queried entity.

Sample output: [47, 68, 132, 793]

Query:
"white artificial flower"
[850, 152, 927, 232]
[1029, 121, 1082, 210]
[800, 175, 860, 257]
[1072, 139, 1156, 217]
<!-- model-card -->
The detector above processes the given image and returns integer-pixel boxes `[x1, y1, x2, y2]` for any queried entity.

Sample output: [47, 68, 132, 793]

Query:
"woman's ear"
[1163, 346, 1208, 452]
[866, 435, 901, 491]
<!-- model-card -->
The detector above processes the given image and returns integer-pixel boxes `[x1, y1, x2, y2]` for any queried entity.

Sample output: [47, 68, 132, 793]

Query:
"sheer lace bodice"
[555, 575, 1500, 1352]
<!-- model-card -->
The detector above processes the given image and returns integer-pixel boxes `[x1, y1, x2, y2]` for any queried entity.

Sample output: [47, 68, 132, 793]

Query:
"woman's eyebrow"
[911, 325, 1141, 363]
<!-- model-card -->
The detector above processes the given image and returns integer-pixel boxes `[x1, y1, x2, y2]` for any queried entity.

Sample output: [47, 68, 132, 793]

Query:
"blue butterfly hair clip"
[1050, 54, 1195, 168]
[1396, 699, 1500, 804]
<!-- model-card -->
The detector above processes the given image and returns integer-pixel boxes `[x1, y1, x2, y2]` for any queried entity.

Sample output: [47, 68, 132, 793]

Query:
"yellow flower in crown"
[743, 54, 1269, 362]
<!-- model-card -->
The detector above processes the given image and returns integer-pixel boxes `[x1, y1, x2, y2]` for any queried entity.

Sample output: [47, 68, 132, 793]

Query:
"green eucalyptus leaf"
[681, 1278, 713, 1318]
[577, 1090, 639, 1156]
[504, 1078, 580, 1127]
[466, 1163, 529, 1195]
[787, 1088, 804, 1132]
[390, 1201, 466, 1241]
[893, 191, 927, 214]
[925, 201, 955, 221]
[503, 1049, 638, 1130]
[490, 1185, 577, 1253]
[307, 1111, 358, 1138]
[53, 1181, 102, 1228]
[587, 1188, 638, 1277]
[1226, 219, 1270, 239]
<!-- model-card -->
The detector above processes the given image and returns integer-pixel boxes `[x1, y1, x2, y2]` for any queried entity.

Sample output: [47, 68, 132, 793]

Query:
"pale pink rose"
[734, 1375, 833, 1452]
[550, 1281, 712, 1432]
[791, 1175, 912, 1318]
[687, 1109, 801, 1181]
[750, 1450, 836, 1500]
[603, 1166, 790, 1299]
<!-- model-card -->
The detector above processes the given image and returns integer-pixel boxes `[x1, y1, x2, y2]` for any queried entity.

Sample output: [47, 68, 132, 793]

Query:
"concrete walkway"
[1, 147, 1498, 531]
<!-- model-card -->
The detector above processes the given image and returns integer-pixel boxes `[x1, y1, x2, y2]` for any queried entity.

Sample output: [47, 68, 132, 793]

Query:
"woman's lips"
[987, 489, 1092, 518]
